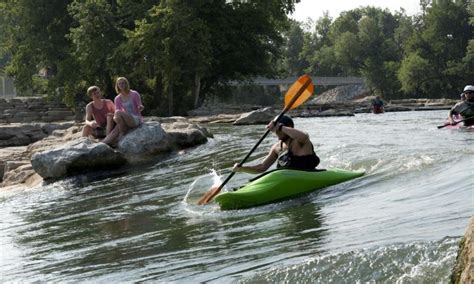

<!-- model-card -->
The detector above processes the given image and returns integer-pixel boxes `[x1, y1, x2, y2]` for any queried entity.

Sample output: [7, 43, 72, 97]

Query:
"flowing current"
[0, 110, 472, 283]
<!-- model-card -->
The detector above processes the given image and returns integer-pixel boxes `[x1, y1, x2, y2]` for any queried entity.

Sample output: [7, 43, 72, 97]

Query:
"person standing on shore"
[82, 86, 116, 140]
[448, 85, 474, 126]
[112, 77, 144, 141]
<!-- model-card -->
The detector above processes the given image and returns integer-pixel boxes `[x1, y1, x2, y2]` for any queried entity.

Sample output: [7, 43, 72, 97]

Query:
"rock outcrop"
[233, 107, 276, 125]
[185, 84, 458, 124]
[2, 118, 212, 186]
[451, 216, 474, 284]
[116, 121, 169, 161]
[0, 146, 30, 185]
[31, 138, 127, 179]
[0, 122, 74, 147]
[309, 85, 370, 104]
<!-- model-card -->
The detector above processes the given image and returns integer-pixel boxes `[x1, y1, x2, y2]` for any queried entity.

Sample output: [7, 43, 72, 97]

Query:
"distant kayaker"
[371, 96, 385, 114]
[448, 85, 474, 126]
[82, 86, 117, 141]
[232, 115, 320, 173]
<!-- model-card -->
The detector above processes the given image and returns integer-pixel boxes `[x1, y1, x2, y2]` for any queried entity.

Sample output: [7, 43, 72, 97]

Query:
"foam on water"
[240, 237, 459, 283]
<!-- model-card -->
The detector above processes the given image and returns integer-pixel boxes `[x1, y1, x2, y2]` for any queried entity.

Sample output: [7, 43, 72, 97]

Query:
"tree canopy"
[0, 0, 299, 115]
[282, 0, 473, 99]
[0, 0, 472, 114]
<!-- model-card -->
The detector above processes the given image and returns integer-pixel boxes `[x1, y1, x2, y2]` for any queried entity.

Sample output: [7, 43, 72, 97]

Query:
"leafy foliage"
[0, 0, 298, 114]
[0, 0, 472, 110]
[283, 2, 472, 99]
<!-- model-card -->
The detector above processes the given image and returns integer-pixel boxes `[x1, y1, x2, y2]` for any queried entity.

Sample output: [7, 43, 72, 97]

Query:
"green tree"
[1, 0, 301, 114]
[302, 12, 344, 76]
[125, 0, 298, 115]
[357, 13, 400, 97]
[402, 0, 472, 96]
[0, 0, 72, 95]
[280, 20, 308, 76]
[67, 0, 123, 99]
[398, 52, 431, 95]
[129, 1, 211, 115]
[303, 6, 405, 97]
[393, 10, 415, 58]
[461, 0, 474, 81]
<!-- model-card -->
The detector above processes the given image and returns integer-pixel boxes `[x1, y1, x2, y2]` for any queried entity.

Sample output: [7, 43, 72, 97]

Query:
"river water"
[0, 110, 472, 283]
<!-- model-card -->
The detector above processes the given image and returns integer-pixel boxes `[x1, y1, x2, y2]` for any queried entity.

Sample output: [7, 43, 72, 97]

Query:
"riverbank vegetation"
[0, 0, 472, 116]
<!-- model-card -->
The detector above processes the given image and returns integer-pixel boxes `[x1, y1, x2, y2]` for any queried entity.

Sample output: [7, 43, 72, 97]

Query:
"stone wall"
[0, 97, 75, 123]
[0, 122, 74, 147]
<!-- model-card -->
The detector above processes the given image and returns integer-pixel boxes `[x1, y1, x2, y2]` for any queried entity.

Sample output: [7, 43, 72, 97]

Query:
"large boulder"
[451, 216, 474, 284]
[1, 163, 42, 188]
[233, 107, 276, 125]
[28, 119, 212, 180]
[117, 122, 170, 161]
[163, 121, 212, 147]
[117, 118, 211, 160]
[31, 138, 126, 179]
[0, 146, 29, 182]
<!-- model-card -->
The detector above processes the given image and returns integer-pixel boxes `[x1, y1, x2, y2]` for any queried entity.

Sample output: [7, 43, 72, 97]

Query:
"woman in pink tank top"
[112, 77, 144, 140]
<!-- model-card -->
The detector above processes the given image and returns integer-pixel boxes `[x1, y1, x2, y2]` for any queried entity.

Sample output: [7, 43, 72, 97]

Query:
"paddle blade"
[284, 74, 314, 110]
[197, 185, 220, 205]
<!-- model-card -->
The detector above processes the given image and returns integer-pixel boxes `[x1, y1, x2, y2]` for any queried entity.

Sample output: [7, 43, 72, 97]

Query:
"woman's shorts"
[94, 127, 106, 138]
[131, 114, 141, 127]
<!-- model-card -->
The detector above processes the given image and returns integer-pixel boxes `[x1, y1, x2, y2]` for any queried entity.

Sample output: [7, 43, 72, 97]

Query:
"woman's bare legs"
[114, 111, 138, 140]
[106, 113, 115, 135]
[101, 127, 118, 146]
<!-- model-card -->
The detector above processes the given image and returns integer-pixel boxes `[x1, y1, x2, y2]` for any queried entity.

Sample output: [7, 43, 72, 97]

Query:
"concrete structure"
[0, 76, 16, 97]
[229, 76, 364, 88]
[0, 96, 74, 124]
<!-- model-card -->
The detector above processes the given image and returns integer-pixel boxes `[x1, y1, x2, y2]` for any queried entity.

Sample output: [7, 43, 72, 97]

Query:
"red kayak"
[444, 123, 474, 130]
[372, 105, 384, 114]
[440, 116, 474, 130]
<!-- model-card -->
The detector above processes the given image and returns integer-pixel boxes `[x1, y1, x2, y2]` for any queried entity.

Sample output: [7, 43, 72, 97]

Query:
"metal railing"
[229, 76, 365, 87]
[0, 76, 16, 97]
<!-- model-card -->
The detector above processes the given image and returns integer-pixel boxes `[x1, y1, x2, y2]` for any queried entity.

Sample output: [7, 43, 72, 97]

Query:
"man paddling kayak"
[448, 85, 474, 127]
[232, 115, 320, 174]
[371, 96, 385, 114]
[198, 75, 315, 205]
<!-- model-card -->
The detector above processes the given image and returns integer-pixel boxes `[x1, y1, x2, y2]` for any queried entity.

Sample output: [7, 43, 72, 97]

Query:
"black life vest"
[277, 140, 320, 170]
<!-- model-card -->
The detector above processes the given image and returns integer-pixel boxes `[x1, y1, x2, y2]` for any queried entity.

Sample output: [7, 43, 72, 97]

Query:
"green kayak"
[214, 168, 365, 210]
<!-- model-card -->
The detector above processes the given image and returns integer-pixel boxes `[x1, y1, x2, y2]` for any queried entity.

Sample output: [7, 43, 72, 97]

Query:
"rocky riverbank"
[0, 87, 458, 189]
[0, 117, 212, 190]
[187, 97, 456, 125]
[187, 85, 457, 124]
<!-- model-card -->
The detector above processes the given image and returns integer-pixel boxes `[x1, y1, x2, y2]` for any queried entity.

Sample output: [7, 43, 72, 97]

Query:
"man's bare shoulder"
[270, 141, 282, 153]
[85, 102, 94, 109]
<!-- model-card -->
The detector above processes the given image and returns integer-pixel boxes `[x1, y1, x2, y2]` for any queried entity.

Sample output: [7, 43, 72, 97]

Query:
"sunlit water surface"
[0, 110, 472, 283]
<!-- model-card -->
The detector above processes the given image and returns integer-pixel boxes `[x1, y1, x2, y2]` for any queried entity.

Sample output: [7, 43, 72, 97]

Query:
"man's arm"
[84, 103, 97, 127]
[448, 102, 464, 124]
[233, 144, 279, 174]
